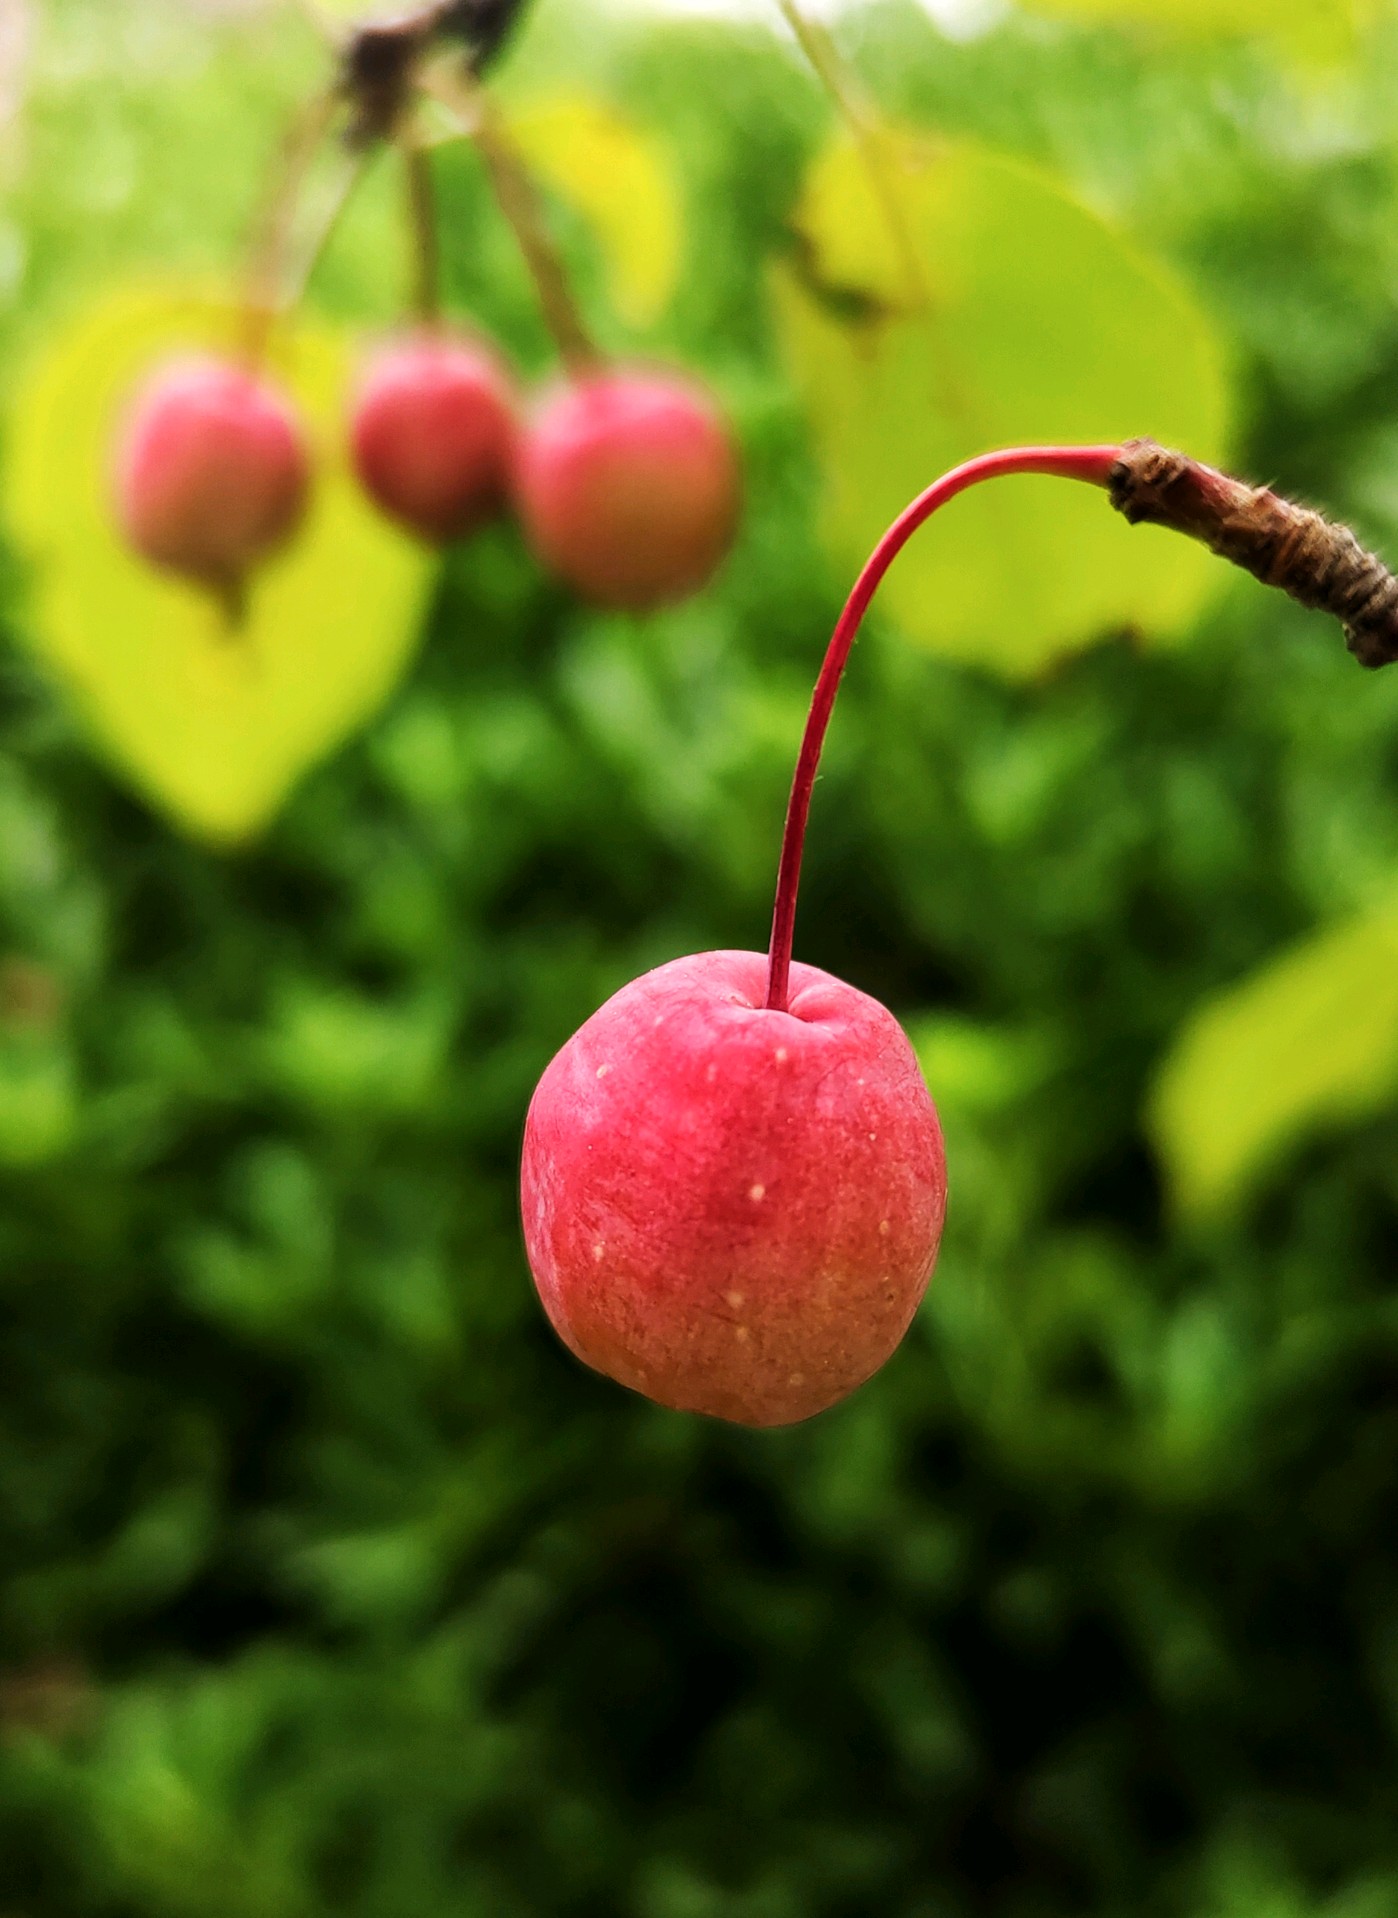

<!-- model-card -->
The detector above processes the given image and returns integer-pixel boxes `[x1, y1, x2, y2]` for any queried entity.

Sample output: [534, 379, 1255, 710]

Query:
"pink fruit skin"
[520, 950, 947, 1427]
[351, 335, 518, 543]
[115, 357, 309, 589]
[513, 371, 741, 612]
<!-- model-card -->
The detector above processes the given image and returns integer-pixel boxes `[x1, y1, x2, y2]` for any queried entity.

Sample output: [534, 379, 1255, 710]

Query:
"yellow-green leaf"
[1150, 901, 1398, 1219]
[773, 132, 1232, 678]
[1014, 0, 1374, 63]
[509, 95, 682, 329]
[4, 286, 433, 844]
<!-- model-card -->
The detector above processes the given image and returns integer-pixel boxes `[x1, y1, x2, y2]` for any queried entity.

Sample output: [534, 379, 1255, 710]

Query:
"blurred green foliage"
[3, 3, 1398, 1916]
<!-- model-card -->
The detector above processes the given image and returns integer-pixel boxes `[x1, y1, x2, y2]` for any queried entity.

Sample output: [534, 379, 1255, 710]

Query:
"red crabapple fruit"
[522, 949, 946, 1427]
[115, 356, 310, 602]
[350, 331, 518, 543]
[513, 368, 740, 611]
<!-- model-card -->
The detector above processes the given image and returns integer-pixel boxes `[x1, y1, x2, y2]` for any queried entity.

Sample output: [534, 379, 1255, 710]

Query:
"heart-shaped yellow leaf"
[5, 286, 434, 843]
[773, 133, 1232, 678]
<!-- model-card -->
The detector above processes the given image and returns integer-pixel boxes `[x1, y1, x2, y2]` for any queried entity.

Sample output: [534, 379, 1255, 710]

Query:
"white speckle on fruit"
[725, 1289, 745, 1309]
[787, 1372, 805, 1387]
[735, 1325, 750, 1343]
[748, 1183, 765, 1201]
[868, 1132, 877, 1143]
[591, 1242, 605, 1262]
[879, 1220, 890, 1236]
[596, 1064, 610, 1079]
[775, 1047, 788, 1064]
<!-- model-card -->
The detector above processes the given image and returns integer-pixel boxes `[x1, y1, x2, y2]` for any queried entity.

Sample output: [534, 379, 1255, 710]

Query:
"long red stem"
[764, 443, 1124, 1014]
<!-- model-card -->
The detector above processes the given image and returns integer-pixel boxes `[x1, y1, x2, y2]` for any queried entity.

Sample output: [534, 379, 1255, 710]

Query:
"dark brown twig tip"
[340, 20, 433, 148]
[338, 0, 532, 147]
[1108, 437, 1398, 670]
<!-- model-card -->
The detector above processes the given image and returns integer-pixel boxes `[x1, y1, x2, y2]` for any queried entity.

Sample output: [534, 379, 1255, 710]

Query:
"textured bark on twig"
[1109, 438, 1398, 669]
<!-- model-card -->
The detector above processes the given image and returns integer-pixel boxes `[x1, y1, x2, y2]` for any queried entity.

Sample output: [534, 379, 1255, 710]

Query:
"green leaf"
[4, 285, 434, 843]
[0, 1036, 78, 1166]
[1150, 900, 1398, 1219]
[772, 132, 1232, 678]
[510, 94, 683, 328]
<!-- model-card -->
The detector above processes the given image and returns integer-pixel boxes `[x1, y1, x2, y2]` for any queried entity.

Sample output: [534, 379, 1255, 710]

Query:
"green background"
[5, 2, 1398, 1913]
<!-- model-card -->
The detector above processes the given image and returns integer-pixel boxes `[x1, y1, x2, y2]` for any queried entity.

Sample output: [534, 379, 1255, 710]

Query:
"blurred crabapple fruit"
[350, 330, 518, 543]
[513, 368, 740, 611]
[114, 355, 310, 605]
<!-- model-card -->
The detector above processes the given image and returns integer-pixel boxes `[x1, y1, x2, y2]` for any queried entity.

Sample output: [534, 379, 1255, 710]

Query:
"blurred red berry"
[115, 356, 310, 598]
[350, 332, 518, 543]
[513, 369, 740, 611]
